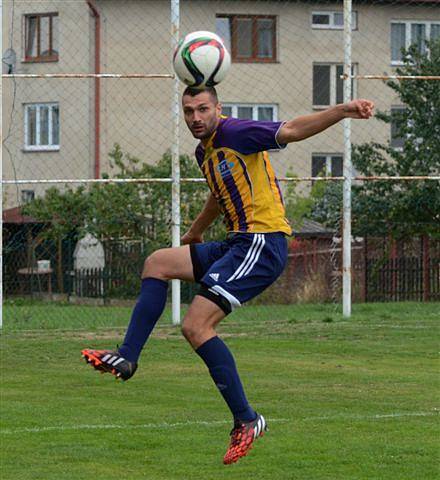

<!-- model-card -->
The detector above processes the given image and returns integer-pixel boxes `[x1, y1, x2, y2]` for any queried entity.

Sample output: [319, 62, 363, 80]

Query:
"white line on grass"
[5, 322, 437, 335]
[2, 411, 437, 435]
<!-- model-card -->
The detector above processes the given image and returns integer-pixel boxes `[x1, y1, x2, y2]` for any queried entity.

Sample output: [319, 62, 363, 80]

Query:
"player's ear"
[217, 102, 222, 117]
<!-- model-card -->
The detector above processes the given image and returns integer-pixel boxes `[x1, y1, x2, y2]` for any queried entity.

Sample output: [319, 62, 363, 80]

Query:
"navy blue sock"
[118, 277, 168, 363]
[196, 336, 257, 422]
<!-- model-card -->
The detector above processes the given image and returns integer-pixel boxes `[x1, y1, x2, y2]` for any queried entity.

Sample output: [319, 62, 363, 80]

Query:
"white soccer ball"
[173, 31, 231, 89]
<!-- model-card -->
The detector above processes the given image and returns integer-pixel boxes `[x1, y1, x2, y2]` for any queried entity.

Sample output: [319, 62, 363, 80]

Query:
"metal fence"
[2, 0, 440, 327]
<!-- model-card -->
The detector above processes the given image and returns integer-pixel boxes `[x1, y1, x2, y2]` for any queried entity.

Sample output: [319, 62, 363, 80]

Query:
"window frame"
[221, 103, 278, 121]
[312, 153, 344, 179]
[24, 102, 60, 152]
[390, 20, 440, 66]
[312, 63, 357, 109]
[216, 14, 277, 63]
[21, 190, 35, 203]
[311, 11, 358, 30]
[23, 12, 59, 63]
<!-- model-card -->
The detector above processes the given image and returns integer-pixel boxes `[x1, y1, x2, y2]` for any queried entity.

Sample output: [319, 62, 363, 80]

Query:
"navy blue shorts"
[190, 232, 288, 315]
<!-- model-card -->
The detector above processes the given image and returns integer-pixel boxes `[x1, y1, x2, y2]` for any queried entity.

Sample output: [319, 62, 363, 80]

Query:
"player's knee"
[181, 321, 203, 346]
[181, 322, 194, 343]
[142, 250, 166, 278]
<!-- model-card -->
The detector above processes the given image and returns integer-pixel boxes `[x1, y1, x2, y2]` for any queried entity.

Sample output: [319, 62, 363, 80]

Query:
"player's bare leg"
[82, 246, 194, 379]
[181, 295, 224, 348]
[140, 245, 195, 282]
[182, 296, 267, 464]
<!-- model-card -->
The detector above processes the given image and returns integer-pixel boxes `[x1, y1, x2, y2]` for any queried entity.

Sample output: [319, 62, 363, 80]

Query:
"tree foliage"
[299, 39, 440, 239]
[23, 145, 225, 253]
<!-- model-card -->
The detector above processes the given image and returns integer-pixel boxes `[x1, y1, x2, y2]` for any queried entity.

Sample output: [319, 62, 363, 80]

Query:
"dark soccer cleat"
[81, 349, 138, 381]
[223, 413, 267, 465]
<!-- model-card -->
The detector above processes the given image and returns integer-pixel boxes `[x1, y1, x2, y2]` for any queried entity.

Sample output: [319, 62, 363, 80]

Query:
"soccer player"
[82, 88, 374, 464]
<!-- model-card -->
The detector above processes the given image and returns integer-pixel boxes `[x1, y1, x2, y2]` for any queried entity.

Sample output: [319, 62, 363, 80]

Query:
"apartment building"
[2, 0, 439, 210]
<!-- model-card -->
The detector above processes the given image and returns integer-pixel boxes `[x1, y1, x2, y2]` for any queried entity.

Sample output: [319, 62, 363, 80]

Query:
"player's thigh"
[143, 245, 194, 281]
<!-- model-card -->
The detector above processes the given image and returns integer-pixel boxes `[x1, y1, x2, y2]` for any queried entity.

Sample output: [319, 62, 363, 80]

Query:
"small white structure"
[73, 234, 105, 297]
[73, 233, 105, 270]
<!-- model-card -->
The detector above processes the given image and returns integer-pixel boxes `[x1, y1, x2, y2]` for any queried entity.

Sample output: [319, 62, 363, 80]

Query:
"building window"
[21, 190, 35, 203]
[311, 11, 357, 30]
[216, 15, 276, 62]
[222, 103, 278, 121]
[313, 64, 356, 108]
[391, 21, 440, 64]
[24, 103, 60, 151]
[24, 12, 59, 62]
[390, 106, 406, 150]
[312, 154, 343, 178]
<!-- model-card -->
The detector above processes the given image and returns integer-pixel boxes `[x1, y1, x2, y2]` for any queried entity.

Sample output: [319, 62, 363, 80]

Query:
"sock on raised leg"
[118, 277, 168, 363]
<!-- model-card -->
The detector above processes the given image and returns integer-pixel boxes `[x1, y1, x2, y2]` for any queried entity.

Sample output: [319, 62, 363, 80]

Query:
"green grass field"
[1, 301, 439, 479]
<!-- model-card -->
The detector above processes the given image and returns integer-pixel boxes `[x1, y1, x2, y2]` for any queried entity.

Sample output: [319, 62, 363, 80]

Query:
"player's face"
[182, 92, 221, 140]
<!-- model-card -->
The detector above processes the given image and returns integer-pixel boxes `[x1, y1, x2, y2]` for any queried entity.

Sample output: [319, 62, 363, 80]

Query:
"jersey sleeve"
[215, 118, 287, 155]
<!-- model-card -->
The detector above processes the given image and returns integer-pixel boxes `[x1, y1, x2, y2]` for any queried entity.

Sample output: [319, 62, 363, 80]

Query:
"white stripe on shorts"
[238, 234, 266, 279]
[226, 234, 262, 283]
[208, 285, 242, 310]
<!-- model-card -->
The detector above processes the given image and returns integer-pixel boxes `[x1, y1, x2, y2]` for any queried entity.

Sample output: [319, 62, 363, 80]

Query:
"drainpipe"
[86, 0, 101, 179]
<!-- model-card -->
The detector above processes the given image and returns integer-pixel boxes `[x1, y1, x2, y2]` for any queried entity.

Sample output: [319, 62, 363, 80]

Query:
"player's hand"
[343, 99, 375, 119]
[181, 230, 203, 245]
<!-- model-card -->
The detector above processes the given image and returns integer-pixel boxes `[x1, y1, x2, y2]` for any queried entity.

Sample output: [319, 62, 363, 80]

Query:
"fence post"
[423, 235, 430, 302]
[171, 0, 181, 325]
[343, 0, 353, 317]
[363, 238, 368, 302]
[0, 0, 3, 329]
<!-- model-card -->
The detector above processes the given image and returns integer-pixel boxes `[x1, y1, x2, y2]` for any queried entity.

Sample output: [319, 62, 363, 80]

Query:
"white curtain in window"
[257, 107, 273, 121]
[411, 23, 426, 54]
[40, 106, 49, 145]
[52, 15, 59, 55]
[391, 23, 406, 62]
[334, 13, 344, 27]
[27, 106, 37, 145]
[236, 19, 252, 57]
[26, 16, 38, 57]
[431, 24, 440, 41]
[215, 17, 231, 53]
[257, 19, 273, 58]
[40, 16, 50, 56]
[237, 106, 253, 120]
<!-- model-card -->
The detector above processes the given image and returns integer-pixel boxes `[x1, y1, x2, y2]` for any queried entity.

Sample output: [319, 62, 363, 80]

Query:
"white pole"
[343, 0, 352, 317]
[0, 0, 3, 330]
[171, 0, 181, 325]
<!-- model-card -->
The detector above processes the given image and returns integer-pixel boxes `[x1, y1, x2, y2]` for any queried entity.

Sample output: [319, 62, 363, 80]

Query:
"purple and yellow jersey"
[195, 116, 292, 235]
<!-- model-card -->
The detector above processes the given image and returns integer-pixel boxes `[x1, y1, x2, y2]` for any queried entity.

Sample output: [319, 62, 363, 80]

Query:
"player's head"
[182, 86, 222, 140]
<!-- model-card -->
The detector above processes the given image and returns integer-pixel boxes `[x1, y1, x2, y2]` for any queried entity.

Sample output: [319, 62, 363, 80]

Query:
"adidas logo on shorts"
[209, 273, 220, 281]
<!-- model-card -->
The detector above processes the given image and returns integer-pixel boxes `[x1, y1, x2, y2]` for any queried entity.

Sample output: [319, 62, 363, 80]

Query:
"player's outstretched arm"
[181, 193, 220, 245]
[277, 99, 375, 144]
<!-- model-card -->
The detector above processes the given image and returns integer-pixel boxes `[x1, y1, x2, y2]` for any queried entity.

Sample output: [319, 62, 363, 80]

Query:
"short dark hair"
[182, 86, 218, 104]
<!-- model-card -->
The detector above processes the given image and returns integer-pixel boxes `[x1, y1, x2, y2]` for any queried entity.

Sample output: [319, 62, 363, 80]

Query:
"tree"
[284, 173, 329, 231]
[23, 146, 226, 265]
[305, 39, 440, 239]
[22, 186, 89, 291]
[85, 144, 224, 249]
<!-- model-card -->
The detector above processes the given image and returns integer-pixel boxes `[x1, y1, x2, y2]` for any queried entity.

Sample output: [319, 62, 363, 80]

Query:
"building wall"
[2, 0, 439, 209]
[2, 0, 93, 207]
